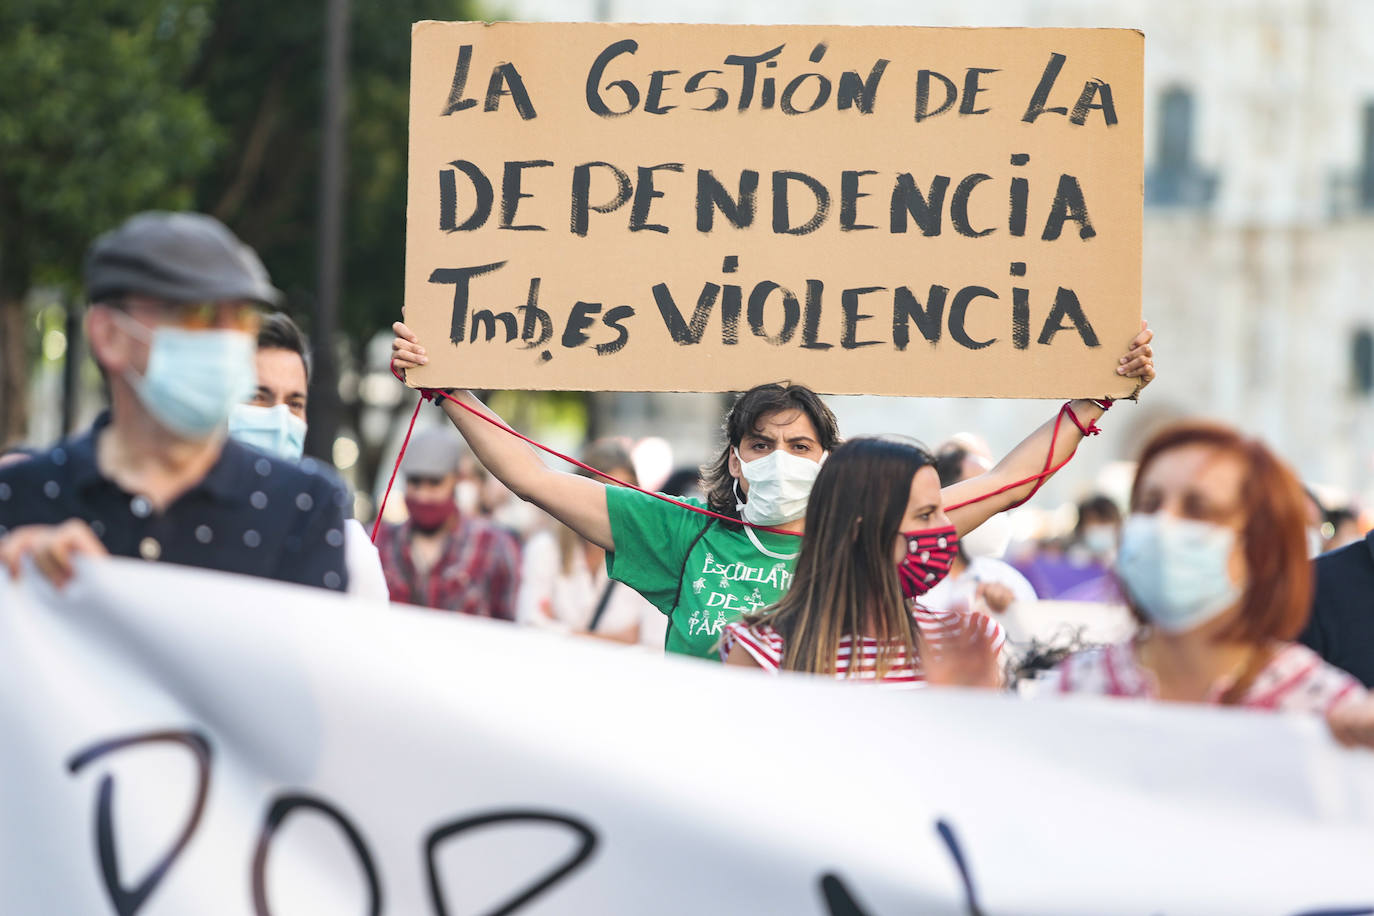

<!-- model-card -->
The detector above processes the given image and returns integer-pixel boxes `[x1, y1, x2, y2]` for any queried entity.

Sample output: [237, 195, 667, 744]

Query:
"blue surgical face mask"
[113, 311, 257, 439]
[229, 403, 307, 461]
[1081, 524, 1119, 559]
[1116, 514, 1242, 634]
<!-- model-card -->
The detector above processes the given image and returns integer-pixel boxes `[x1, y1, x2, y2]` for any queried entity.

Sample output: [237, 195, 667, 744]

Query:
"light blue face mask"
[113, 311, 257, 439]
[229, 403, 308, 461]
[1116, 514, 1242, 634]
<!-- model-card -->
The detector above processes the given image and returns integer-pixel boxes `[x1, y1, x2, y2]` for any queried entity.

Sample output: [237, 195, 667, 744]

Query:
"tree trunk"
[0, 296, 29, 447]
[306, 0, 350, 462]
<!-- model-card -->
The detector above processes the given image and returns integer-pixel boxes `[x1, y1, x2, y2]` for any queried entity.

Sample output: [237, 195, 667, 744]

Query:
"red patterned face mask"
[897, 525, 959, 599]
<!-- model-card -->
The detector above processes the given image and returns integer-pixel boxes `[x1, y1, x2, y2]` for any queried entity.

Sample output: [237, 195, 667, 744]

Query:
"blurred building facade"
[491, 0, 1374, 510]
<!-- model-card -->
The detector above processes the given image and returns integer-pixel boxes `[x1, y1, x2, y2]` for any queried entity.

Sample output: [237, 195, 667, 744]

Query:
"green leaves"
[0, 0, 219, 293]
[0, 0, 477, 367]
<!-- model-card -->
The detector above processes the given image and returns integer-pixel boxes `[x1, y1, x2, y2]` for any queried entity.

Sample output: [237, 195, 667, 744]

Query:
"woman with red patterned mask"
[721, 437, 1003, 686]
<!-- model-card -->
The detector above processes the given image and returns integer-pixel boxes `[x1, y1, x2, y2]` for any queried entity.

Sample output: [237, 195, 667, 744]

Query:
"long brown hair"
[747, 437, 936, 677]
[700, 382, 841, 527]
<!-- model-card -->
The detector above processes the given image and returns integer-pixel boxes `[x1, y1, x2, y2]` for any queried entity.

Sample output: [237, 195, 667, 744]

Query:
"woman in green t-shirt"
[389, 320, 1156, 659]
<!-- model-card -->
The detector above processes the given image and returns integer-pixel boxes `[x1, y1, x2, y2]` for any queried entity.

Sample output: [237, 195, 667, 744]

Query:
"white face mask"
[1081, 524, 1119, 559]
[733, 447, 824, 526]
[1116, 514, 1242, 634]
[228, 403, 308, 461]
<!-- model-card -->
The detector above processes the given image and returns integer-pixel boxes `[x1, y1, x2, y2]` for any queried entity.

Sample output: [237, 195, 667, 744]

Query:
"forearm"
[942, 319, 1155, 533]
[436, 391, 615, 549]
[993, 398, 1103, 503]
[439, 391, 547, 498]
[945, 399, 1103, 533]
[392, 322, 611, 544]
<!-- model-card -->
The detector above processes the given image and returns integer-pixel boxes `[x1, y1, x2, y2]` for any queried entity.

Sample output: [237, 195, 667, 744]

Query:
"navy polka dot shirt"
[0, 413, 349, 591]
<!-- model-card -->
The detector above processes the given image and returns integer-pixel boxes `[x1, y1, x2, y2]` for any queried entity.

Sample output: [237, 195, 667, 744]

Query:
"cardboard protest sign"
[404, 22, 1142, 397]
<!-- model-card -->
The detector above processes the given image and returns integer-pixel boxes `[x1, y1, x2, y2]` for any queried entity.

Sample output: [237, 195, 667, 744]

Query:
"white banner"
[2, 558, 1373, 915]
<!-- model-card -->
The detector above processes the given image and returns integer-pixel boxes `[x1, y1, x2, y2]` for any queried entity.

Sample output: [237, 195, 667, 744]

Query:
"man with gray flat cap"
[375, 426, 519, 618]
[0, 211, 349, 592]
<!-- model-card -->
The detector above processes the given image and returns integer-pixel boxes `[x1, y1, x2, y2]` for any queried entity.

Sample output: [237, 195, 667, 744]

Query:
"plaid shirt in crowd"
[375, 516, 520, 619]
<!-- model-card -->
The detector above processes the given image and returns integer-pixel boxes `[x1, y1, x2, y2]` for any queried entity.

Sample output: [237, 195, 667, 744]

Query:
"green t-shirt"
[605, 486, 801, 660]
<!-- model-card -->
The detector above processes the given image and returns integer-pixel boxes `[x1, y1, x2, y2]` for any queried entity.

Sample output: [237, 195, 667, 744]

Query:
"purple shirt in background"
[1013, 555, 1115, 601]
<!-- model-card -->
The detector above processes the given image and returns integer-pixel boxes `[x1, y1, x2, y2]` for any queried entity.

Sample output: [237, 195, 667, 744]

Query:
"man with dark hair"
[226, 312, 388, 599]
[250, 312, 313, 417]
[390, 320, 1157, 660]
[0, 211, 349, 591]
[226, 313, 312, 459]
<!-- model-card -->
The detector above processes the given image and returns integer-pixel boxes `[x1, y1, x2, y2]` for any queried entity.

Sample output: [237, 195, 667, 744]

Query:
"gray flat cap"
[401, 427, 465, 478]
[84, 211, 283, 307]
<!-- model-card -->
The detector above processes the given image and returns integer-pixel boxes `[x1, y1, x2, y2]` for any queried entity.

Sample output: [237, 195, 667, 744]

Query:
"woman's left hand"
[1116, 319, 1156, 390]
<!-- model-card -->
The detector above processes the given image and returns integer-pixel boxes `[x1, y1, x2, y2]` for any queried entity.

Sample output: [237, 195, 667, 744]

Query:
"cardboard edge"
[412, 20, 1151, 36]
[401, 377, 1147, 399]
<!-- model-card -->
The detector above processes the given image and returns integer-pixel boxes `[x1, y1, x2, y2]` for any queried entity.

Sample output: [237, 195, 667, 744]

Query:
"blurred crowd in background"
[364, 412, 1370, 654]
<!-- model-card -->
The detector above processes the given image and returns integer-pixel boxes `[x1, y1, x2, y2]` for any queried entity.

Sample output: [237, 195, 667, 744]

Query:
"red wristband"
[1063, 401, 1102, 437]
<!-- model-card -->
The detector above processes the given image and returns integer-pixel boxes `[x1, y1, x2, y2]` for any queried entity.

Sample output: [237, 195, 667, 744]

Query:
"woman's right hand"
[391, 321, 428, 372]
[921, 612, 1003, 688]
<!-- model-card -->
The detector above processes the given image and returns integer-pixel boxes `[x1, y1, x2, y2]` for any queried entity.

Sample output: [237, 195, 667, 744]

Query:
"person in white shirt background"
[922, 437, 1039, 654]
[516, 438, 667, 649]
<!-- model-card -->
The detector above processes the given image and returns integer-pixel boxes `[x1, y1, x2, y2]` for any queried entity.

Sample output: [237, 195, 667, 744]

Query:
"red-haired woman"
[1052, 422, 1365, 712]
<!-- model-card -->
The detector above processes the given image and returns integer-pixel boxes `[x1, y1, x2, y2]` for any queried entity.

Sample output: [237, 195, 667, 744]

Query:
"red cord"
[373, 365, 1100, 541]
[944, 401, 1091, 512]
[369, 392, 427, 542]
[372, 366, 800, 540]
[1062, 401, 1103, 438]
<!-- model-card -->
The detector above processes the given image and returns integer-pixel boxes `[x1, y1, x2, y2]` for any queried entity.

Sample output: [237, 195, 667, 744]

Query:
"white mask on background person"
[1081, 524, 1119, 559]
[1115, 514, 1242, 634]
[733, 447, 824, 526]
[228, 403, 307, 461]
[959, 511, 1013, 559]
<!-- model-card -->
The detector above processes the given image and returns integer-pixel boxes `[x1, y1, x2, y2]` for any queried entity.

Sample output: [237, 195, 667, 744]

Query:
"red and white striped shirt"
[721, 606, 1006, 688]
[1053, 641, 1365, 713]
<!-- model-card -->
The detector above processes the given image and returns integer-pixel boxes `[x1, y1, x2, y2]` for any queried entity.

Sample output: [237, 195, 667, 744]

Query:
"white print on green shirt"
[685, 554, 792, 638]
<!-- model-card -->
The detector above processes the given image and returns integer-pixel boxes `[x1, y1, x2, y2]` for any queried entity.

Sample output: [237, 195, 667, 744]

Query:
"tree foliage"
[0, 0, 220, 442]
[0, 0, 219, 295]
[188, 0, 480, 344]
[0, 0, 481, 447]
